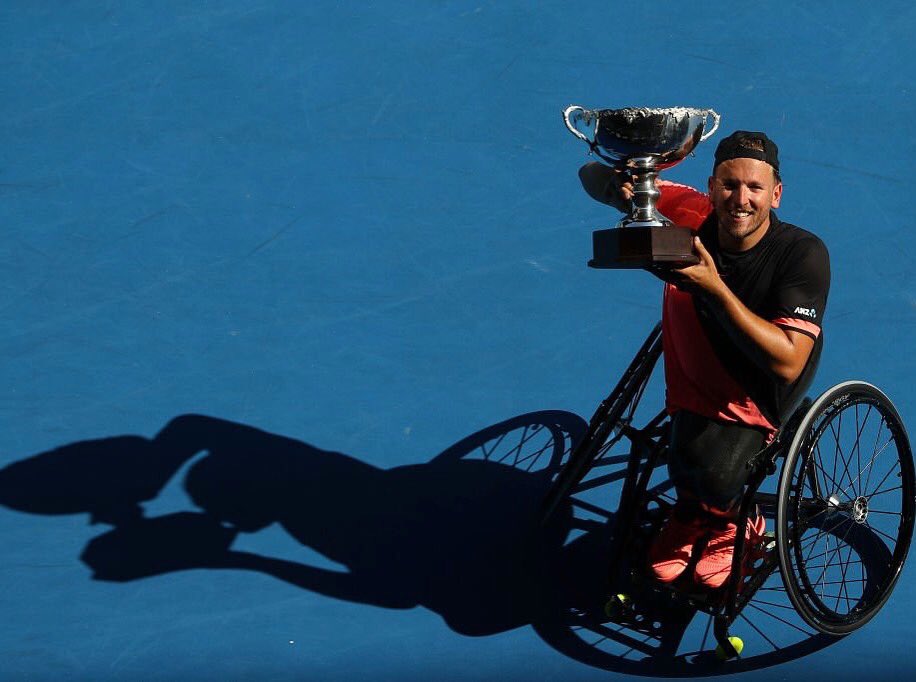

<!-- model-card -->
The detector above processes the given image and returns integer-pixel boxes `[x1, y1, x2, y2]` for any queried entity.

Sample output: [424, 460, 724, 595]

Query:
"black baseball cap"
[713, 131, 779, 173]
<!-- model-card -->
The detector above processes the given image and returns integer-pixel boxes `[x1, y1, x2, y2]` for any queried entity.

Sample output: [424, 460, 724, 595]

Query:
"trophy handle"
[700, 109, 721, 142]
[563, 105, 594, 146]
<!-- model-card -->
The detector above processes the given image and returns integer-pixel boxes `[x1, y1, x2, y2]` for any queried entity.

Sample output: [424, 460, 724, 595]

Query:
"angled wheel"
[776, 381, 915, 635]
[540, 323, 663, 523]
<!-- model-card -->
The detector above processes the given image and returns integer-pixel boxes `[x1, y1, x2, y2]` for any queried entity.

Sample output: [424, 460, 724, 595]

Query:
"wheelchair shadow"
[0, 411, 582, 637]
[0, 411, 838, 673]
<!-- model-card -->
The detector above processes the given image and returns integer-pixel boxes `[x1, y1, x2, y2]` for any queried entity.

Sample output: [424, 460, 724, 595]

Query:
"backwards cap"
[713, 130, 779, 173]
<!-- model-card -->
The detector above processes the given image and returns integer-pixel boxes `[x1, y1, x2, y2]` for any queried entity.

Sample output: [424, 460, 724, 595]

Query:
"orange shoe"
[694, 514, 766, 589]
[647, 511, 705, 583]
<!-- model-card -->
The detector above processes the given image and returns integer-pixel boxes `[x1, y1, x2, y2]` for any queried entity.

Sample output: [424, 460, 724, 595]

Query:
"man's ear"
[771, 181, 783, 209]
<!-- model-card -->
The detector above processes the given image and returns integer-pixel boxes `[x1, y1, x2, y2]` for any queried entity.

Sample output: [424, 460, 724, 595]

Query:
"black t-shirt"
[699, 211, 830, 425]
[663, 210, 831, 430]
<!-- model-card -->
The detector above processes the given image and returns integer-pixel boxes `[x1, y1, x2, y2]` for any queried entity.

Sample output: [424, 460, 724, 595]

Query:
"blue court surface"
[2, 2, 915, 680]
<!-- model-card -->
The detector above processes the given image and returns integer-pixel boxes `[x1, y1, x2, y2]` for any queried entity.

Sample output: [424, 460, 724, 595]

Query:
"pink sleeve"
[656, 180, 713, 231]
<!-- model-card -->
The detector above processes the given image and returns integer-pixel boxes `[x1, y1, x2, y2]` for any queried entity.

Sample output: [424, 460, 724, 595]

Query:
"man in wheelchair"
[580, 131, 830, 589]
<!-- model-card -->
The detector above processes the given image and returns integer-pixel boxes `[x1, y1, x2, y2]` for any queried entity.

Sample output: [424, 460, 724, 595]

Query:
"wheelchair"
[541, 322, 915, 661]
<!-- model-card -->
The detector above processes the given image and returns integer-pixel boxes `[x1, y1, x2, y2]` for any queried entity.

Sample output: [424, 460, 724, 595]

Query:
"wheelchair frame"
[542, 322, 915, 660]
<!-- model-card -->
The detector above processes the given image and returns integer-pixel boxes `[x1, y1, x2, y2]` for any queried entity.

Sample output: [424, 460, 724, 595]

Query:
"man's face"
[707, 157, 782, 249]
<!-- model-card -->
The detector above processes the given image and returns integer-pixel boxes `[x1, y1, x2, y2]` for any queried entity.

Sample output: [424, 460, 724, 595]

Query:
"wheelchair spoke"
[829, 411, 845, 496]
[486, 426, 556, 467]
[835, 435, 894, 500]
[805, 521, 854, 576]
[811, 401, 899, 510]
[866, 484, 903, 500]
[480, 432, 508, 460]
[850, 403, 876, 497]
[863, 463, 901, 504]
[847, 402, 873, 499]
[807, 576, 864, 587]
[798, 517, 849, 556]
[829, 411, 858, 499]
[826, 540, 854, 600]
[835, 543, 855, 612]
[738, 610, 779, 651]
[819, 534, 834, 602]
[749, 598, 796, 611]
[513, 439, 558, 470]
[848, 541, 862, 601]
[800, 539, 863, 611]
[795, 499, 828, 525]
[813, 441, 852, 507]
[863, 415, 888, 496]
[797, 589, 847, 602]
[798, 517, 848, 558]
[854, 403, 871, 499]
[746, 602, 813, 637]
[864, 522, 900, 546]
[855, 403, 862, 498]
[813, 442, 842, 499]
[802, 558, 863, 572]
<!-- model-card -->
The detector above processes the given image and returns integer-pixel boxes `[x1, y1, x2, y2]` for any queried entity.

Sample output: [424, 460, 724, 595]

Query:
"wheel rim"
[784, 388, 915, 630]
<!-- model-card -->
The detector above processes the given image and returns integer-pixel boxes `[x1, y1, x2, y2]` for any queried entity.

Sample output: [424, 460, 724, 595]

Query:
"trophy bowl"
[564, 106, 719, 171]
[563, 105, 720, 268]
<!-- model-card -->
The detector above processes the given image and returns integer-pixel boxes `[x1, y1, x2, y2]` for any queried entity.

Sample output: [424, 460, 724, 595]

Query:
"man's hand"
[667, 237, 726, 297]
[664, 236, 815, 384]
[578, 162, 633, 213]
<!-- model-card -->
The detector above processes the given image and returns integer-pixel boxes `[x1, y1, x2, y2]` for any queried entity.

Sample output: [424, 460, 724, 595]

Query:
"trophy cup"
[563, 106, 720, 268]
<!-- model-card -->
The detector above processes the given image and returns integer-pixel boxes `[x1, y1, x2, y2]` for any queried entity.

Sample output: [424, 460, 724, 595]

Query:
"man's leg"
[650, 411, 766, 587]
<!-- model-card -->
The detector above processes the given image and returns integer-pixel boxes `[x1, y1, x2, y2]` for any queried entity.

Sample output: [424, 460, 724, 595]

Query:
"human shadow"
[0, 411, 582, 637]
[0, 410, 843, 674]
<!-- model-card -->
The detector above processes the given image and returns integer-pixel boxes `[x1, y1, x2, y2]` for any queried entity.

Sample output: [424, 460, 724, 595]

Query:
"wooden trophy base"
[588, 226, 699, 269]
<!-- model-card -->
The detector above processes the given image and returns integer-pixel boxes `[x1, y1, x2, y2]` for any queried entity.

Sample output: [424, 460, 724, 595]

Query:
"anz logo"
[794, 306, 817, 319]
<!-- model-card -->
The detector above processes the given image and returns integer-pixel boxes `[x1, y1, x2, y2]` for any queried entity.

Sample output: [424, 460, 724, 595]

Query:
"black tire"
[540, 323, 663, 523]
[776, 381, 915, 635]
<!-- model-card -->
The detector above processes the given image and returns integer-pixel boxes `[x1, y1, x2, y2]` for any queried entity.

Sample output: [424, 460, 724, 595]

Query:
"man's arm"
[672, 237, 815, 384]
[578, 162, 633, 212]
[579, 162, 713, 226]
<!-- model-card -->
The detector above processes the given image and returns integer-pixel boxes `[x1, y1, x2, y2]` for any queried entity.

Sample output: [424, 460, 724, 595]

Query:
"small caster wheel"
[604, 593, 631, 619]
[715, 635, 744, 660]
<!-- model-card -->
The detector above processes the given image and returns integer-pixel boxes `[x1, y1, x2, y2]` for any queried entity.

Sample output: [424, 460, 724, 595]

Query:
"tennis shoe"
[647, 511, 705, 583]
[694, 514, 766, 589]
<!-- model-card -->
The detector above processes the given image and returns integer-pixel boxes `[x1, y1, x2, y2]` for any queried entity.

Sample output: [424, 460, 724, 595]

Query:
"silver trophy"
[563, 105, 720, 268]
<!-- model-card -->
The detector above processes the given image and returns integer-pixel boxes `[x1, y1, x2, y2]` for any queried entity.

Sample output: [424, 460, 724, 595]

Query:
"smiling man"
[580, 131, 831, 589]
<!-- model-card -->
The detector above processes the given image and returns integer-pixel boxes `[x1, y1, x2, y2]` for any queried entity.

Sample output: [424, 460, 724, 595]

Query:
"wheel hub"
[852, 496, 869, 524]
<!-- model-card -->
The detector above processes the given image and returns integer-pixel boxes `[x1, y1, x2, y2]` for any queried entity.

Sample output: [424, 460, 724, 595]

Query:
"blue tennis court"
[2, 2, 915, 679]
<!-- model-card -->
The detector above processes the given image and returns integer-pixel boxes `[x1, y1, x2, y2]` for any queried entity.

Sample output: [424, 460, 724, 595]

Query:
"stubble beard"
[716, 206, 770, 247]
